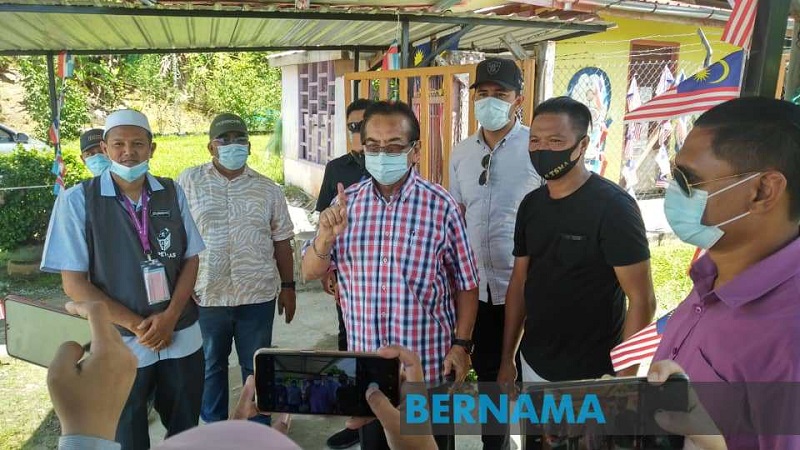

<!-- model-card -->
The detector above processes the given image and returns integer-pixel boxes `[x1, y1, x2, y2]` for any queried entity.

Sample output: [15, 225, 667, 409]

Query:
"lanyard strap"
[121, 188, 151, 256]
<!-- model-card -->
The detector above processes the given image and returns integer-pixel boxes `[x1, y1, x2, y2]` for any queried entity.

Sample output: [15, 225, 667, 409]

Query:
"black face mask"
[529, 138, 585, 180]
[350, 151, 365, 168]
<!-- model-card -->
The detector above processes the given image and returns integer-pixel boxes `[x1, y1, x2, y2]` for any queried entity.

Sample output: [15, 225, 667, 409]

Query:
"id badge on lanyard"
[122, 189, 170, 305]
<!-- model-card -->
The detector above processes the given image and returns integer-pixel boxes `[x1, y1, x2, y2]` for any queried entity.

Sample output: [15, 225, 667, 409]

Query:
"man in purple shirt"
[653, 97, 800, 450]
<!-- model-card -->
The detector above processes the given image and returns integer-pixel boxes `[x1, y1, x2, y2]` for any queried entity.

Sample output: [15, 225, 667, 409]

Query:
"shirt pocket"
[555, 233, 588, 268]
[693, 347, 729, 382]
[400, 232, 439, 295]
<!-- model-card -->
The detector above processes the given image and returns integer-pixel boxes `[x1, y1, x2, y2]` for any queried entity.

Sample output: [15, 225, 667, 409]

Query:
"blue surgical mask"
[217, 144, 249, 170]
[85, 154, 111, 176]
[110, 159, 149, 182]
[664, 173, 760, 249]
[475, 97, 512, 131]
[365, 149, 412, 185]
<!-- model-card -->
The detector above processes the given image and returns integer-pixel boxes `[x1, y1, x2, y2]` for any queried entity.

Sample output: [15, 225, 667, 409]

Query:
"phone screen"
[255, 351, 401, 417]
[528, 376, 688, 443]
[4, 297, 91, 368]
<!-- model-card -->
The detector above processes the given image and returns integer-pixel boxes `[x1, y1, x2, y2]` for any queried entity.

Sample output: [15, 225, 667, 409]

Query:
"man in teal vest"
[41, 109, 206, 450]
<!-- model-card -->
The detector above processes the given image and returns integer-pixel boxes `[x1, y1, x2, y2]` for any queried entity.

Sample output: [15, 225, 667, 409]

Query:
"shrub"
[0, 146, 86, 252]
[184, 53, 282, 132]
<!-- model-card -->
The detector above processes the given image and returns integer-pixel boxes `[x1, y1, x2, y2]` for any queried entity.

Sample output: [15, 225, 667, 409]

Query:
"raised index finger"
[336, 182, 347, 207]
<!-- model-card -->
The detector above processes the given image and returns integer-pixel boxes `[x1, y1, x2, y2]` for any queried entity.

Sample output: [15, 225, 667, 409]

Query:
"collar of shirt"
[204, 161, 256, 181]
[100, 171, 164, 208]
[690, 237, 800, 308]
[476, 119, 524, 151]
[369, 168, 418, 204]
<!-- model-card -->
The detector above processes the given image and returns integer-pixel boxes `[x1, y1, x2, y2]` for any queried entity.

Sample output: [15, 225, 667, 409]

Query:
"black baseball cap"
[209, 113, 248, 139]
[79, 128, 104, 153]
[470, 58, 523, 92]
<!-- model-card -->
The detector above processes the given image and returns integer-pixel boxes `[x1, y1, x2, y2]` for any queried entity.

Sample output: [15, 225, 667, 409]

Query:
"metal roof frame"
[0, 2, 611, 56]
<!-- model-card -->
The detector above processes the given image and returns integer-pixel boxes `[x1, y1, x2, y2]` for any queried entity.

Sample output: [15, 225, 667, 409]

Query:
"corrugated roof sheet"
[0, 1, 612, 54]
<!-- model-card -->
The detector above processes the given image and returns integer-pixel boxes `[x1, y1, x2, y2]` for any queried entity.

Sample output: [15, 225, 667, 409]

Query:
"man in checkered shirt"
[302, 100, 479, 450]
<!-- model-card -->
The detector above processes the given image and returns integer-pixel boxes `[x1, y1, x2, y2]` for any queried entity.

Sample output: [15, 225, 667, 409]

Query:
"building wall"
[280, 64, 325, 195]
[281, 55, 366, 198]
[553, 13, 740, 184]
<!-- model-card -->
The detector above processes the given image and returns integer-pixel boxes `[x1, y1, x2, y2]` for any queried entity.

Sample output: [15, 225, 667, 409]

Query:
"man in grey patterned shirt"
[177, 113, 296, 424]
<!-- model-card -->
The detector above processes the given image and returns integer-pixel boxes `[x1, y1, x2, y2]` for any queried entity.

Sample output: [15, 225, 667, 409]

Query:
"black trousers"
[472, 286, 522, 450]
[115, 349, 205, 450]
[336, 302, 347, 351]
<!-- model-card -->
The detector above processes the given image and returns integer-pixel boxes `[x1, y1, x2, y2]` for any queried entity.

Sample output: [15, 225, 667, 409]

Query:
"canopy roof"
[0, 0, 611, 55]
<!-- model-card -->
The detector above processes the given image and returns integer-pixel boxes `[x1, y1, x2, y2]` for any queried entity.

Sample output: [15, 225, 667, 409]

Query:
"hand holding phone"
[649, 361, 726, 450]
[47, 301, 138, 441]
[4, 296, 92, 367]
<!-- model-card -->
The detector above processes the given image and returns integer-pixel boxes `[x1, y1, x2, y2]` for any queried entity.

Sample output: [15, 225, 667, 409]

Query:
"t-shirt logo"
[157, 228, 172, 252]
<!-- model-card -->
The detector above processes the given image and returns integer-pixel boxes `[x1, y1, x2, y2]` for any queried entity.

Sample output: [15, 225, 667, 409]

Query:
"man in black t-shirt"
[498, 97, 656, 387]
[315, 98, 373, 449]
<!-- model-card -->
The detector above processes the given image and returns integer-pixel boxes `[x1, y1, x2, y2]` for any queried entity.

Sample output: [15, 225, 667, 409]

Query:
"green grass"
[0, 359, 59, 449]
[650, 239, 697, 316]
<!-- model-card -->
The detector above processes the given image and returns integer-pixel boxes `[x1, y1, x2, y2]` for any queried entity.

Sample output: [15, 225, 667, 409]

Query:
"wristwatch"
[452, 338, 474, 355]
[281, 281, 296, 290]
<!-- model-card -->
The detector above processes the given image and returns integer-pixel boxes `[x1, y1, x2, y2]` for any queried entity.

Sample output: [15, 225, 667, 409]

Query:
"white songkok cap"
[103, 109, 152, 138]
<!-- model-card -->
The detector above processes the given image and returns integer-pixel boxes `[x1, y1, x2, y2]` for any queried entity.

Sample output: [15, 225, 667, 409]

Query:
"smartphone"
[254, 349, 401, 417]
[3, 296, 91, 368]
[525, 374, 689, 447]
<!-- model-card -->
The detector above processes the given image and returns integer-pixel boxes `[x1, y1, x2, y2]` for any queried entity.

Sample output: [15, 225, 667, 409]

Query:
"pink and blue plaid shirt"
[320, 170, 479, 382]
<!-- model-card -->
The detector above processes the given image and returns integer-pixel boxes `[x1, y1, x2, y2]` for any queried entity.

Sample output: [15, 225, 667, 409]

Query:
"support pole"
[785, 19, 800, 101]
[534, 41, 555, 107]
[742, 0, 791, 97]
[353, 48, 360, 100]
[400, 19, 410, 69]
[46, 52, 58, 145]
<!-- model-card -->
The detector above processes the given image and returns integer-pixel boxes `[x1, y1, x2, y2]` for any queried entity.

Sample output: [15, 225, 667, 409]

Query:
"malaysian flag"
[624, 51, 744, 124]
[611, 311, 674, 373]
[722, 0, 758, 50]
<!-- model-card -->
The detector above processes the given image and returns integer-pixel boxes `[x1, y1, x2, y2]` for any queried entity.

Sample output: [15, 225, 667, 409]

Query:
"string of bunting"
[50, 51, 74, 196]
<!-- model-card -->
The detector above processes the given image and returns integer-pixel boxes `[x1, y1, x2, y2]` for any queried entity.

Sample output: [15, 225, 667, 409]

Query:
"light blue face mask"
[110, 159, 149, 182]
[365, 148, 412, 186]
[664, 172, 761, 249]
[84, 154, 111, 176]
[475, 97, 512, 131]
[217, 144, 249, 171]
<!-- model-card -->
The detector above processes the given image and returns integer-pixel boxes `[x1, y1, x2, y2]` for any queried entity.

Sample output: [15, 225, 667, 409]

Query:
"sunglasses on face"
[671, 164, 758, 197]
[347, 121, 364, 133]
[363, 141, 416, 155]
[213, 136, 249, 146]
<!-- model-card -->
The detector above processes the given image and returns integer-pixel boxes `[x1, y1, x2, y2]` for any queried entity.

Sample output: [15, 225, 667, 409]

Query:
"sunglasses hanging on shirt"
[479, 152, 492, 186]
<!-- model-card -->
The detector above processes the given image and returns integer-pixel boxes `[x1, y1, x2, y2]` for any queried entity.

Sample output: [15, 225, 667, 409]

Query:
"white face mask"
[475, 97, 512, 131]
